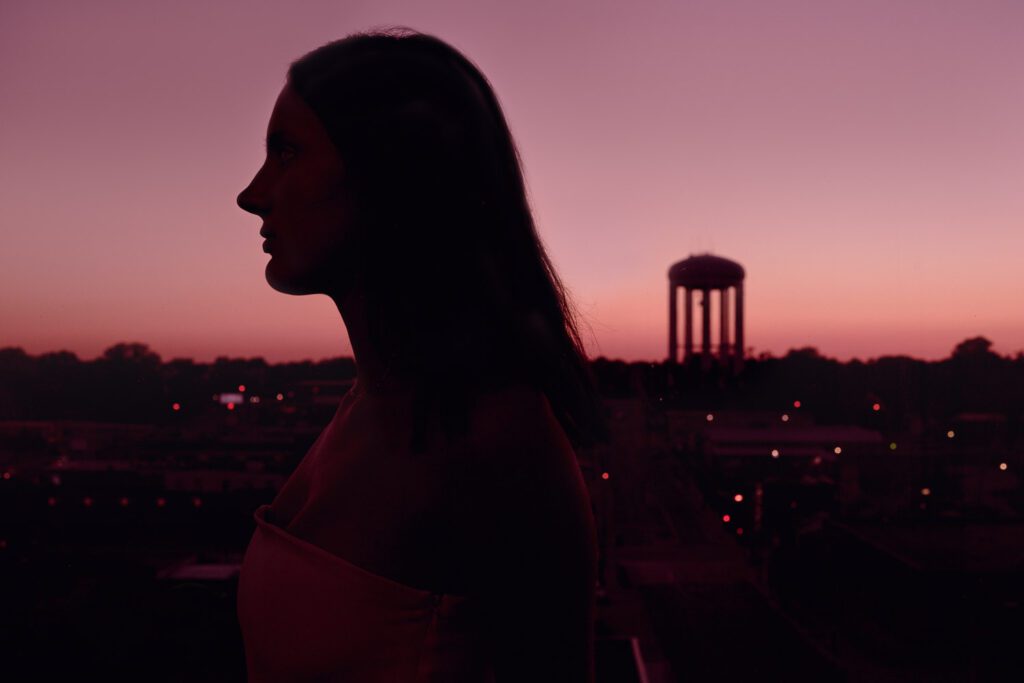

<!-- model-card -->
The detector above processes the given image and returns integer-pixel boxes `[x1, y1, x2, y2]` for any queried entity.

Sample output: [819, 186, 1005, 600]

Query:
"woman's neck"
[330, 286, 416, 398]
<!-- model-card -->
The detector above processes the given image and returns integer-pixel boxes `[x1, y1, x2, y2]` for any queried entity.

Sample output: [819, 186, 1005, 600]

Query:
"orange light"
[733, 493, 743, 503]
[706, 413, 714, 422]
[172, 402, 181, 411]
[276, 393, 284, 401]
[872, 403, 881, 411]
[947, 430, 955, 438]
[781, 414, 790, 422]
[793, 400, 801, 408]
[722, 514, 731, 523]
[770, 449, 780, 458]
[601, 472, 610, 480]
[812, 456, 822, 465]
[834, 446, 842, 455]
[921, 487, 931, 496]
[238, 384, 246, 392]
[999, 463, 1008, 471]
[227, 403, 235, 411]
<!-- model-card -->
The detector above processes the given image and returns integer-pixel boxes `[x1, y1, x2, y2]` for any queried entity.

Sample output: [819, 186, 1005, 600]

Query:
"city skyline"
[3, 0, 1022, 364]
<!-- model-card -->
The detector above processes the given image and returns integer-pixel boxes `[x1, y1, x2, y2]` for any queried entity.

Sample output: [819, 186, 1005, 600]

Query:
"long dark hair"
[287, 27, 609, 452]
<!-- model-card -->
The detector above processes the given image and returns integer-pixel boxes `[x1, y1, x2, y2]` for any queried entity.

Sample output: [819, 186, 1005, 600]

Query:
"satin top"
[237, 502, 495, 682]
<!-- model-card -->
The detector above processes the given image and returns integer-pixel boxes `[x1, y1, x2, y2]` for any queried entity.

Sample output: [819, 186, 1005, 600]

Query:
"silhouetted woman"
[235, 27, 609, 683]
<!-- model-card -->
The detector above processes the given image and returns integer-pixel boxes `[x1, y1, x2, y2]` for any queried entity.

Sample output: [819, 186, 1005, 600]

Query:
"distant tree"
[38, 350, 81, 365]
[210, 356, 270, 390]
[952, 336, 998, 359]
[0, 346, 31, 361]
[94, 342, 165, 421]
[946, 336, 1008, 414]
[0, 347, 33, 418]
[785, 347, 823, 360]
[0, 346, 32, 376]
[101, 342, 162, 366]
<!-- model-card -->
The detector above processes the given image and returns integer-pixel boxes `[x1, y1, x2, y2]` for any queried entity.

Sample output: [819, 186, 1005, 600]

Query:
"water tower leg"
[668, 283, 678, 363]
[684, 287, 693, 361]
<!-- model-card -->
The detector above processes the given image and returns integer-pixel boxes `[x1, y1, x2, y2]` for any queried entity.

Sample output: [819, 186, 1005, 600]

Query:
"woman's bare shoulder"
[459, 382, 598, 681]
[460, 381, 590, 530]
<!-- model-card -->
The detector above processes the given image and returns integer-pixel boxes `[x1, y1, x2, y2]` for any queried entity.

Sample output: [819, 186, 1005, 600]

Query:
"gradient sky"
[2, 0, 1022, 363]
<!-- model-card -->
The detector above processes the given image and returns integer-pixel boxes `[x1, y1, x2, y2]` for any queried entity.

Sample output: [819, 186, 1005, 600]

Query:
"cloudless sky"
[2, 0, 1022, 363]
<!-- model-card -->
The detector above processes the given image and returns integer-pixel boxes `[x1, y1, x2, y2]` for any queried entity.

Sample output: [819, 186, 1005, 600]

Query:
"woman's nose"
[236, 179, 268, 217]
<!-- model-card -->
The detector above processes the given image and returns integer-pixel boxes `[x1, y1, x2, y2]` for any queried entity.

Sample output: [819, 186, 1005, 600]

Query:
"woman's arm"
[466, 386, 598, 683]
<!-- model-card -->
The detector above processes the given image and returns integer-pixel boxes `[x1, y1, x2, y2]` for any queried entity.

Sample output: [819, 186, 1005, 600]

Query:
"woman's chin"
[265, 261, 317, 295]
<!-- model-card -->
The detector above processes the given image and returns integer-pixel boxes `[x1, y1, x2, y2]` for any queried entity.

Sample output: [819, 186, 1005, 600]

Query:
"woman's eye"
[265, 143, 296, 163]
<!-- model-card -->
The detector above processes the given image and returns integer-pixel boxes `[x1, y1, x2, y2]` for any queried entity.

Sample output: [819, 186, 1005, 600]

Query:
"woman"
[235, 27, 609, 682]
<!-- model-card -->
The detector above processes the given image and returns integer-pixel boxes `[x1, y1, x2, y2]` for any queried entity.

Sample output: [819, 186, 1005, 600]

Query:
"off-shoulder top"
[237, 502, 495, 682]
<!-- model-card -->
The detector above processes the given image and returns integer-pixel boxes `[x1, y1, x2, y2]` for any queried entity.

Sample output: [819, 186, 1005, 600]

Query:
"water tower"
[668, 253, 745, 371]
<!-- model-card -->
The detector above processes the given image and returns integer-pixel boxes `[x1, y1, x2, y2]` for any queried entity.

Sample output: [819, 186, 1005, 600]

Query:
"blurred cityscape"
[1, 337, 1022, 681]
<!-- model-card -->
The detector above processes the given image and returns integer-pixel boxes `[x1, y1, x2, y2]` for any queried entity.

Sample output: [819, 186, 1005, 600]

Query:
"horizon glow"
[2, 1, 1022, 364]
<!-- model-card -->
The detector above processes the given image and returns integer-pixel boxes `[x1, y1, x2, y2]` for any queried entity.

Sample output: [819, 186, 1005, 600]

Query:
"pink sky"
[2, 0, 1022, 363]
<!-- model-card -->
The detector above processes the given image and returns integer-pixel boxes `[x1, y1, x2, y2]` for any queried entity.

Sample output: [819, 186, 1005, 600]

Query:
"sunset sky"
[2, 0, 1022, 363]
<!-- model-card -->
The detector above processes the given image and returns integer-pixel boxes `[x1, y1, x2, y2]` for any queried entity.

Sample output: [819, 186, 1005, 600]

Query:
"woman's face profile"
[236, 83, 357, 296]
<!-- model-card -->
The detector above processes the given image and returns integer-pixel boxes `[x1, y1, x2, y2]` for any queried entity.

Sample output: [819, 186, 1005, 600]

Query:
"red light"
[47, 496, 57, 506]
[83, 496, 93, 507]
[172, 402, 181, 411]
[238, 384, 246, 392]
[722, 514, 731, 523]
[120, 496, 130, 507]
[872, 403, 881, 412]
[793, 400, 801, 408]
[733, 493, 743, 503]
[227, 403, 235, 411]
[2, 472, 10, 480]
[736, 528, 744, 536]
[156, 497, 166, 508]
[0, 539, 7, 550]
[192, 497, 203, 508]
[601, 472, 610, 480]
